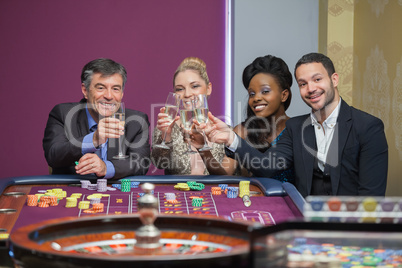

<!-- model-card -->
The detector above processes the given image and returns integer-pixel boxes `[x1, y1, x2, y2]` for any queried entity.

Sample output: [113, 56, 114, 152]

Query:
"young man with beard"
[203, 53, 388, 197]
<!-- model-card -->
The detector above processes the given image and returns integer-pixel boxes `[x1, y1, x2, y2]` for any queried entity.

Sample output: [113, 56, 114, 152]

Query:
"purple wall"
[0, 0, 226, 178]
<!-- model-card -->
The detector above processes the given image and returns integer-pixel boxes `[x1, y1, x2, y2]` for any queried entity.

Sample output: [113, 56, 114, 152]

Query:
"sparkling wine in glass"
[194, 94, 211, 151]
[153, 92, 180, 149]
[113, 102, 129, 159]
[179, 98, 197, 154]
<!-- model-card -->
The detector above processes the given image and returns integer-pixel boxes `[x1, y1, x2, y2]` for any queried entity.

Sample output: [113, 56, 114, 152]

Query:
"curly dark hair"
[241, 55, 292, 152]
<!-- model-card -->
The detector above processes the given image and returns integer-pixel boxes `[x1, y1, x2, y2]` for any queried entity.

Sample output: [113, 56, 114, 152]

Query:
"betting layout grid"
[24, 181, 276, 226]
[79, 187, 273, 222]
[74, 191, 220, 216]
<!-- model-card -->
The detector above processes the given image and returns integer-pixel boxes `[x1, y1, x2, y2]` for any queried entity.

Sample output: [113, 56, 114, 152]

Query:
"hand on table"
[75, 153, 107, 177]
[93, 117, 124, 148]
[156, 107, 180, 143]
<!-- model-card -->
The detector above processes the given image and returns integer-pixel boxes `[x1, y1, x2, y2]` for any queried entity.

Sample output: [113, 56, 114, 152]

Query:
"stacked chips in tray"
[304, 196, 402, 223]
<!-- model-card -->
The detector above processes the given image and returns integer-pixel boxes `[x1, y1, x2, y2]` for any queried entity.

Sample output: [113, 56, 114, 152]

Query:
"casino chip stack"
[80, 180, 90, 189]
[38, 196, 50, 208]
[65, 197, 77, 208]
[219, 184, 228, 194]
[189, 182, 205, 191]
[49, 196, 58, 206]
[78, 201, 90, 209]
[90, 197, 101, 205]
[165, 193, 178, 204]
[52, 188, 63, 196]
[239, 181, 250, 198]
[121, 179, 131, 192]
[226, 187, 238, 198]
[211, 187, 222, 195]
[92, 203, 104, 213]
[70, 193, 82, 199]
[87, 184, 97, 191]
[131, 181, 140, 188]
[97, 179, 107, 192]
[174, 181, 205, 191]
[192, 198, 203, 207]
[174, 183, 190, 191]
[27, 195, 38, 206]
[112, 184, 121, 190]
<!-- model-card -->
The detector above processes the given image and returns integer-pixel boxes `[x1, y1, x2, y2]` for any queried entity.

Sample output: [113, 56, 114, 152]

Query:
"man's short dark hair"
[294, 52, 336, 78]
[81, 58, 127, 90]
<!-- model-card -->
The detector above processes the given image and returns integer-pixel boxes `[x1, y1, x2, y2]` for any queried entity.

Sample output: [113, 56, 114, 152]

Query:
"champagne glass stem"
[161, 130, 168, 146]
[118, 135, 124, 156]
[202, 130, 209, 147]
[186, 129, 196, 154]
[113, 106, 129, 159]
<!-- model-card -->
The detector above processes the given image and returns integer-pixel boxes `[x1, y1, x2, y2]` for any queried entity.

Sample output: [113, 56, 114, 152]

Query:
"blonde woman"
[151, 57, 225, 175]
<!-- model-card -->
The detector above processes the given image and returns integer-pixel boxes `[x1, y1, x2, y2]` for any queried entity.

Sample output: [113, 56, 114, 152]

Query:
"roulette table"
[0, 174, 304, 267]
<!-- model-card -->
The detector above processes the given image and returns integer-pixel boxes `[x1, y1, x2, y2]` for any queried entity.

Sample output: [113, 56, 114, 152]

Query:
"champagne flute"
[179, 98, 197, 154]
[113, 102, 129, 159]
[153, 92, 180, 149]
[194, 94, 212, 151]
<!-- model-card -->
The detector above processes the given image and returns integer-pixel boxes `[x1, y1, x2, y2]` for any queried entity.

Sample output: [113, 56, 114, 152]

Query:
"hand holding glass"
[153, 92, 179, 149]
[194, 94, 211, 151]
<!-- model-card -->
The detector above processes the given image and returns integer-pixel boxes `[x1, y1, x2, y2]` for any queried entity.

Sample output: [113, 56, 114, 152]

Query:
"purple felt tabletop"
[13, 185, 301, 232]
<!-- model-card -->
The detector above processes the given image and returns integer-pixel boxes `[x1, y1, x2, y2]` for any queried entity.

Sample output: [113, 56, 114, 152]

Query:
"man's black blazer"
[229, 100, 388, 197]
[43, 99, 150, 179]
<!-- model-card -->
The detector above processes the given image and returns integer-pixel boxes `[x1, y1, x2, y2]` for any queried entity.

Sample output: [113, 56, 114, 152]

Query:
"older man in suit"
[43, 58, 150, 179]
[202, 53, 388, 197]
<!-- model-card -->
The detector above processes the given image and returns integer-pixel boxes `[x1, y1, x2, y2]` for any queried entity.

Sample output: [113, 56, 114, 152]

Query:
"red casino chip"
[27, 195, 38, 206]
[38, 202, 49, 208]
[92, 203, 104, 213]
[83, 209, 96, 213]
